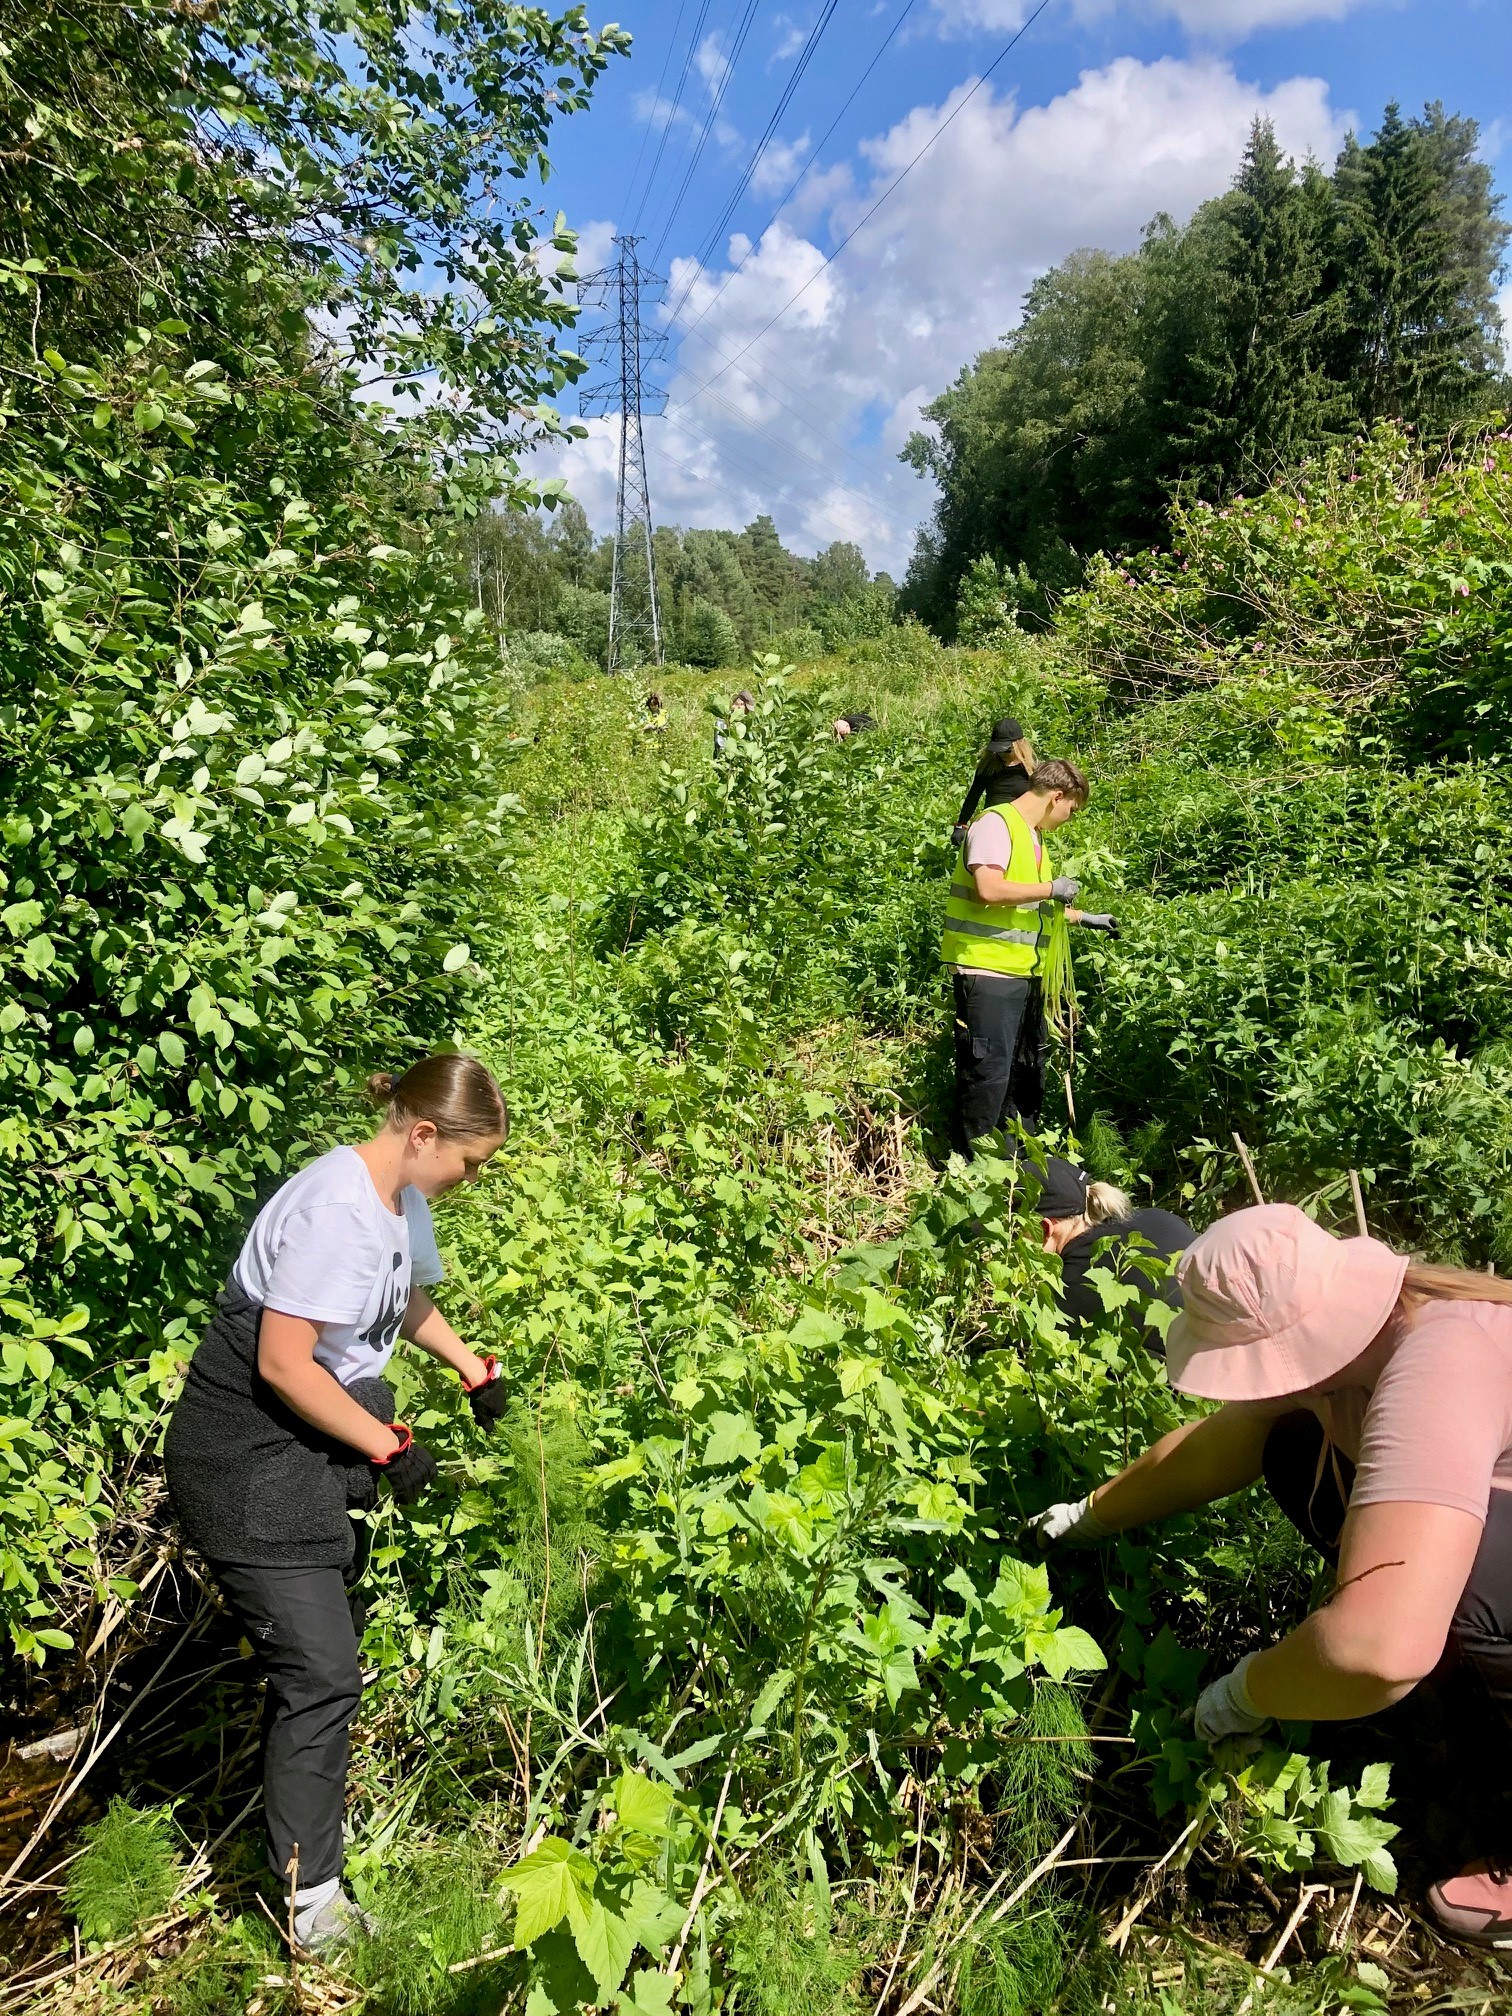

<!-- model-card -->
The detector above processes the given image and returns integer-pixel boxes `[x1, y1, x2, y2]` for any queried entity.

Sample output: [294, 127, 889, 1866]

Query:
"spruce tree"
[737, 515, 802, 631]
[1153, 122, 1343, 497]
[1333, 104, 1483, 424]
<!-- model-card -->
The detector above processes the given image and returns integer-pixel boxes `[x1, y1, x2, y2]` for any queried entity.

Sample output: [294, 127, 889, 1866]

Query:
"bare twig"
[1232, 1133, 1265, 1207]
[872, 1785, 926, 2016]
[1349, 1168, 1369, 1239]
[665, 1767, 733, 1980]
[1, 1607, 211, 1888]
[286, 1840, 302, 2008]
[1236, 1884, 1325, 2015]
[1106, 1812, 1207, 1951]
[892, 1824, 1078, 2016]
[1331, 1870, 1364, 1951]
[447, 1941, 516, 1976]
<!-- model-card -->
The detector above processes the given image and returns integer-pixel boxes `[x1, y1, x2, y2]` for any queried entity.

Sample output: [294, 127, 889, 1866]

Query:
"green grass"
[345, 1833, 517, 2015]
[726, 1874, 868, 2016]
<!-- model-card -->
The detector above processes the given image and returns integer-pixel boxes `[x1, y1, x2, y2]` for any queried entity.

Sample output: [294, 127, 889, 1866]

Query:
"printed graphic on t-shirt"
[359, 1251, 409, 1359]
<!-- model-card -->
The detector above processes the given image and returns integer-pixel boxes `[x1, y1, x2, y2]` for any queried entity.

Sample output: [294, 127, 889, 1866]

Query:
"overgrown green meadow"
[11, 431, 1512, 2012]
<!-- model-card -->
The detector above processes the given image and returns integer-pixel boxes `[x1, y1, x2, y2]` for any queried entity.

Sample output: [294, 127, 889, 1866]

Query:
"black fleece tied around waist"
[164, 1282, 395, 1569]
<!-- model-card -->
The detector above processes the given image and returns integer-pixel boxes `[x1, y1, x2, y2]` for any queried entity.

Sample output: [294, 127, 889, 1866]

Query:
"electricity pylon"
[578, 237, 667, 672]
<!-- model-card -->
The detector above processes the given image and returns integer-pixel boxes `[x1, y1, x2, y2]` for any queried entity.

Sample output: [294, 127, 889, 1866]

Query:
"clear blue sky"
[527, 0, 1510, 575]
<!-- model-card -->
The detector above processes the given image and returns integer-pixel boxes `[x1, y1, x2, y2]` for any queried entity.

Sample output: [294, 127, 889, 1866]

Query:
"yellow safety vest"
[940, 803, 1050, 977]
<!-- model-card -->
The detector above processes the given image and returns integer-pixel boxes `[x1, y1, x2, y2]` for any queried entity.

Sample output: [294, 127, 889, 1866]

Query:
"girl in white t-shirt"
[165, 1054, 509, 1953]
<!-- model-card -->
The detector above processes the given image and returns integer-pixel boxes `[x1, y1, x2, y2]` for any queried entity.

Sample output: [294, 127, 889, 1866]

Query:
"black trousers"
[212, 1557, 366, 1891]
[1264, 1411, 1512, 1760]
[949, 970, 1046, 1158]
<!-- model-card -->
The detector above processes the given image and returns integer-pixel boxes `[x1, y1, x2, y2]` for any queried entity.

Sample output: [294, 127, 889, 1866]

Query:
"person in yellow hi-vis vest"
[941, 757, 1117, 1157]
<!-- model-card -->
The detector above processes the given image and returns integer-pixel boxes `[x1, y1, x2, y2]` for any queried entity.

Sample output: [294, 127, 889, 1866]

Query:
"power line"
[669, 0, 919, 338]
[667, 0, 841, 323]
[667, 0, 1055, 416]
[621, 0, 692, 230]
[646, 0, 763, 271]
[627, 0, 713, 236]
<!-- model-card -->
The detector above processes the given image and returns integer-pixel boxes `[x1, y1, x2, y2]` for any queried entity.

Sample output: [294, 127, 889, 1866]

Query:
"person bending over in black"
[1033, 1154, 1193, 1332]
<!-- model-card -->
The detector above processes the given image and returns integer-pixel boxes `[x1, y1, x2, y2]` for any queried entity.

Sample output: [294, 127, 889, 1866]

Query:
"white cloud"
[750, 131, 814, 198]
[1146, 0, 1370, 30]
[695, 32, 731, 94]
[931, 0, 1372, 37]
[632, 88, 690, 133]
[540, 55, 1350, 574]
[771, 14, 810, 61]
[569, 219, 620, 279]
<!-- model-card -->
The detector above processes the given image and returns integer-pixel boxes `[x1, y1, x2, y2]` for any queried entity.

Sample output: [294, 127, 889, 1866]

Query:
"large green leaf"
[499, 1839, 597, 1948]
[573, 1896, 637, 2002]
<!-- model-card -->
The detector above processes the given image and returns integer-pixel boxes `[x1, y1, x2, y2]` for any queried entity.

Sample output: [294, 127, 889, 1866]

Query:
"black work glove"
[465, 1355, 508, 1429]
[1078, 912, 1120, 938]
[372, 1424, 438, 1505]
[950, 823, 968, 851]
[1049, 875, 1080, 902]
[333, 1378, 397, 1511]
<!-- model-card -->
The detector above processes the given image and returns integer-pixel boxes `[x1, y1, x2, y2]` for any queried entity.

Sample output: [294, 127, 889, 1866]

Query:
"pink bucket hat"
[1165, 1203, 1408, 1402]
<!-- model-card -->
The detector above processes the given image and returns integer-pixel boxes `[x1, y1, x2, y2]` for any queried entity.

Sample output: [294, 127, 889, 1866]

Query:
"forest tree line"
[901, 102, 1510, 635]
[456, 502, 897, 674]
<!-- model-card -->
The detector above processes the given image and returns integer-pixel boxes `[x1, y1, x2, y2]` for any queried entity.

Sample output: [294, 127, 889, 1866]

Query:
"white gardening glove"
[1193, 1652, 1269, 1743]
[1024, 1494, 1110, 1549]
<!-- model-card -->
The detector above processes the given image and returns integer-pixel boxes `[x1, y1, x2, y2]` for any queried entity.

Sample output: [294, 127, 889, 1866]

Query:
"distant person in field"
[712, 688, 754, 756]
[1029, 1204, 1512, 1951]
[164, 1057, 510, 1957]
[833, 711, 876, 741]
[1033, 1154, 1192, 1333]
[643, 690, 667, 735]
[951, 716, 1037, 851]
[941, 757, 1117, 1158]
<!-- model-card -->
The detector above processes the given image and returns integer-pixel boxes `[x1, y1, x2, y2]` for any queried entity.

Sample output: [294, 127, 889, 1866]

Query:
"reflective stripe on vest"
[940, 803, 1050, 977]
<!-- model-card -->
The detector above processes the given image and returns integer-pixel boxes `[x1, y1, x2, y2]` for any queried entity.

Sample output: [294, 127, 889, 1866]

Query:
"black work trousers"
[211, 1557, 366, 1891]
[1264, 1411, 1512, 1810]
[949, 970, 1045, 1158]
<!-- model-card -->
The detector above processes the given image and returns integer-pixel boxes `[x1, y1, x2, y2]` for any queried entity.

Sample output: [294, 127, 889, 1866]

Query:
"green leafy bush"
[0, 0, 621, 1663]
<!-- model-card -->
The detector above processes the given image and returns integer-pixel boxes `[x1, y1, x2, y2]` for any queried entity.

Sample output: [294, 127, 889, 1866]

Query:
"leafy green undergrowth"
[66, 1799, 185, 1946]
[44, 499, 1512, 2007]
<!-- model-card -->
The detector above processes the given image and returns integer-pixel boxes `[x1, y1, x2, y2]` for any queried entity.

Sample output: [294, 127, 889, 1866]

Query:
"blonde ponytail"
[1085, 1180, 1133, 1226]
[1399, 1260, 1512, 1313]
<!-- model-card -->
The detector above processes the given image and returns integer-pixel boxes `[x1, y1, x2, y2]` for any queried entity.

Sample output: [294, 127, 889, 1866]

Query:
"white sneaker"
[292, 1881, 375, 1955]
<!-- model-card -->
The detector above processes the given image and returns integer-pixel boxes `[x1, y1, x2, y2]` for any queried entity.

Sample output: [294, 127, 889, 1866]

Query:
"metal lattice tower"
[578, 237, 667, 673]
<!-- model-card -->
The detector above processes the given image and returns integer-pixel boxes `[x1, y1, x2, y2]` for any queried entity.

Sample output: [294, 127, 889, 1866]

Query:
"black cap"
[1033, 1154, 1089, 1220]
[987, 717, 1026, 752]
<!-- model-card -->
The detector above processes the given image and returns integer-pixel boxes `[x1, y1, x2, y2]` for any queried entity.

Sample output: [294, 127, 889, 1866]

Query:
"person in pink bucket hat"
[1028, 1202, 1512, 1950]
